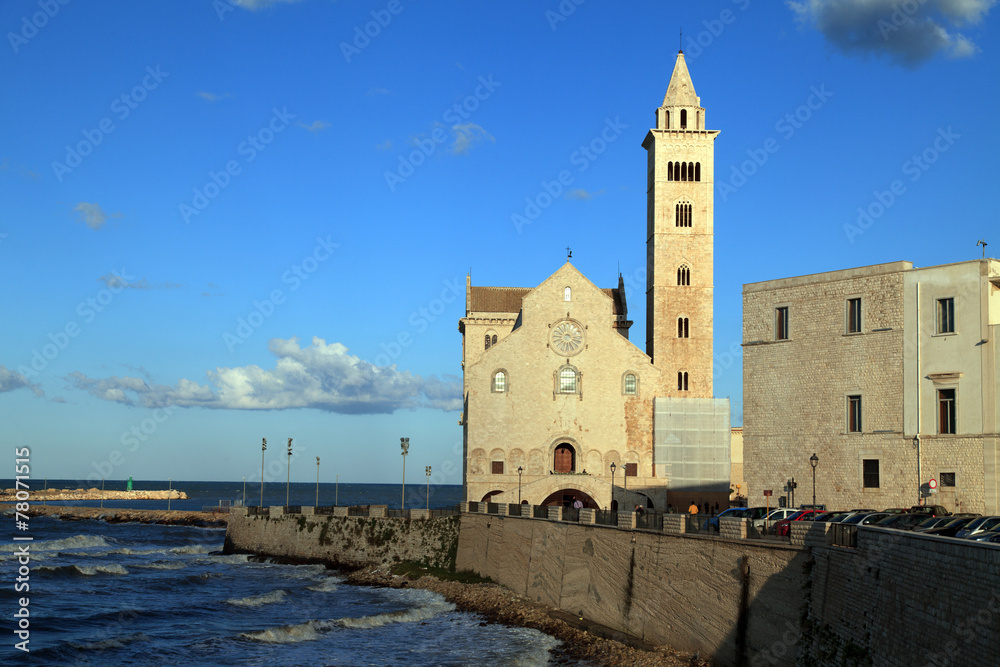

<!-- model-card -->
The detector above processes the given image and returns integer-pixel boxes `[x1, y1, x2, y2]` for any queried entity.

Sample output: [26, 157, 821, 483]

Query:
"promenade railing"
[595, 509, 618, 527]
[637, 511, 663, 531]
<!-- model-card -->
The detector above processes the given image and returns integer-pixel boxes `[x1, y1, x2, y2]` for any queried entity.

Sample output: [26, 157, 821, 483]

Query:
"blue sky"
[2, 0, 997, 485]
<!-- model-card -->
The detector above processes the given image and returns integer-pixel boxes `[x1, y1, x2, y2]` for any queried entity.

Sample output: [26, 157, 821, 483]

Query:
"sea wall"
[223, 511, 459, 570]
[455, 512, 808, 666]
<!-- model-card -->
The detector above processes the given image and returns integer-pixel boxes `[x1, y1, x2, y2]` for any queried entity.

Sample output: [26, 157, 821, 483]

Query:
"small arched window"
[491, 334, 497, 346]
[623, 373, 637, 396]
[677, 371, 689, 391]
[677, 265, 690, 286]
[680, 109, 687, 129]
[492, 371, 506, 393]
[558, 367, 578, 394]
[695, 163, 701, 182]
[564, 286, 572, 301]
[668, 161, 673, 181]
[678, 317, 689, 338]
[484, 334, 491, 350]
[665, 110, 670, 129]
[675, 202, 692, 227]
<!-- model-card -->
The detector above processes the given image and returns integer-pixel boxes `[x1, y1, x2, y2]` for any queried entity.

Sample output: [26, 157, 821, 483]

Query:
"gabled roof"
[468, 285, 626, 316]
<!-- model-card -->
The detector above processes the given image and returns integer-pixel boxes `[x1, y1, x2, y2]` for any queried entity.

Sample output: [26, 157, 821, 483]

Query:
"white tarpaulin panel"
[654, 397, 730, 493]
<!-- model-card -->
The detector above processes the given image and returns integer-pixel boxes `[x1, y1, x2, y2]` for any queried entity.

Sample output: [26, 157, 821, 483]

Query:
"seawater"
[3, 481, 591, 666]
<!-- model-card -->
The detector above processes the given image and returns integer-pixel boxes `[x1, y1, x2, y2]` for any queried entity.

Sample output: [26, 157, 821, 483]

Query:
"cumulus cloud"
[375, 139, 393, 151]
[298, 120, 331, 132]
[67, 337, 462, 415]
[566, 188, 605, 201]
[788, 0, 996, 66]
[197, 91, 232, 102]
[0, 365, 43, 397]
[449, 123, 494, 155]
[97, 274, 182, 290]
[74, 202, 121, 230]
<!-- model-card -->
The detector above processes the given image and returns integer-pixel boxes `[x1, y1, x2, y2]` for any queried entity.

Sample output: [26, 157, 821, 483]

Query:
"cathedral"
[459, 52, 731, 511]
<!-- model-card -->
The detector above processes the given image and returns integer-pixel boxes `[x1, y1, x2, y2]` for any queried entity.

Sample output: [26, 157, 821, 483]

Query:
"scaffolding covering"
[654, 397, 731, 493]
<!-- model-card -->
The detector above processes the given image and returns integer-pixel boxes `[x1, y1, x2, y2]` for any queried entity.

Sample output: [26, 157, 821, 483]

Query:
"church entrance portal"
[553, 444, 575, 473]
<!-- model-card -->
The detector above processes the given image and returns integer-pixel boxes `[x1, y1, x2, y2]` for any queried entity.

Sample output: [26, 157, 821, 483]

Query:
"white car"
[754, 508, 797, 531]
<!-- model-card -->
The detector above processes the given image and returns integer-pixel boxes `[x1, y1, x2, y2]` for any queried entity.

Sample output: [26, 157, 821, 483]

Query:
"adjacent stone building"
[459, 52, 731, 511]
[743, 258, 1000, 514]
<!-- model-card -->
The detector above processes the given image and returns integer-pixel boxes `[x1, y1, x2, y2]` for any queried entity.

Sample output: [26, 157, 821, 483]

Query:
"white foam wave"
[170, 544, 217, 555]
[35, 563, 129, 576]
[71, 632, 149, 651]
[2, 534, 110, 554]
[279, 563, 327, 578]
[307, 578, 340, 593]
[240, 619, 335, 644]
[335, 599, 455, 629]
[133, 561, 186, 571]
[226, 589, 288, 607]
[196, 553, 249, 565]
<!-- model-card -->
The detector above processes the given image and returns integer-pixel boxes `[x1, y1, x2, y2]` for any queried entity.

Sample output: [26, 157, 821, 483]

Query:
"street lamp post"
[425, 466, 431, 511]
[810, 453, 819, 508]
[400, 437, 410, 510]
[610, 462, 617, 511]
[517, 466, 523, 505]
[260, 438, 267, 507]
[286, 438, 293, 509]
[623, 465, 628, 508]
[316, 457, 320, 507]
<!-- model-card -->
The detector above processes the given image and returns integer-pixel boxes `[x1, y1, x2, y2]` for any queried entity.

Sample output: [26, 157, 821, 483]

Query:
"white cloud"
[298, 120, 331, 132]
[74, 202, 120, 230]
[98, 274, 182, 290]
[375, 139, 393, 151]
[197, 91, 232, 102]
[67, 337, 462, 415]
[367, 87, 390, 97]
[0, 365, 43, 397]
[450, 123, 494, 155]
[566, 188, 605, 201]
[233, 0, 301, 10]
[788, 0, 995, 66]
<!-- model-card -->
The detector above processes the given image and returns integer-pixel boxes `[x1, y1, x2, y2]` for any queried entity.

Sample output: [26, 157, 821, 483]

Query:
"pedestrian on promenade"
[688, 501, 699, 515]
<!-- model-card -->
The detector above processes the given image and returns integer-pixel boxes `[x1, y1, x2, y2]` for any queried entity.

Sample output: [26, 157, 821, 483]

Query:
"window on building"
[624, 463, 637, 477]
[558, 367, 578, 394]
[677, 265, 691, 285]
[675, 202, 692, 227]
[847, 298, 862, 334]
[678, 317, 689, 338]
[862, 459, 880, 488]
[491, 461, 504, 475]
[492, 334, 498, 346]
[695, 162, 701, 181]
[938, 388, 956, 434]
[564, 286, 571, 301]
[848, 395, 862, 433]
[677, 371, 688, 391]
[665, 110, 669, 129]
[484, 334, 491, 350]
[623, 373, 637, 395]
[775, 306, 789, 340]
[937, 297, 955, 334]
[492, 371, 506, 393]
[940, 472, 956, 487]
[680, 109, 687, 129]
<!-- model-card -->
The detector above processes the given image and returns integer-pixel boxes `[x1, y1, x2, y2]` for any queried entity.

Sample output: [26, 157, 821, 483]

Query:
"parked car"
[956, 516, 1000, 539]
[840, 512, 890, 526]
[874, 513, 928, 530]
[909, 504, 951, 516]
[772, 509, 822, 537]
[743, 507, 770, 523]
[979, 532, 1000, 544]
[919, 516, 980, 538]
[913, 515, 957, 532]
[881, 507, 910, 514]
[754, 508, 797, 531]
[966, 529, 1000, 542]
[815, 511, 852, 522]
[707, 507, 747, 531]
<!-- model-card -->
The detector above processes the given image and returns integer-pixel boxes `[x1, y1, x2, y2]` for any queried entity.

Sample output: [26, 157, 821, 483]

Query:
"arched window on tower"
[695, 163, 701, 181]
[678, 317, 689, 338]
[491, 334, 497, 346]
[680, 109, 687, 129]
[677, 265, 690, 286]
[668, 162, 674, 181]
[675, 201, 692, 227]
[665, 110, 670, 129]
[696, 110, 701, 130]
[484, 334, 491, 350]
[677, 371, 689, 391]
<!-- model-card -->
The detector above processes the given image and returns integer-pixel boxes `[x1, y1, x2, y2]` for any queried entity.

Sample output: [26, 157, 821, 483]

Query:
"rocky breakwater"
[1, 487, 186, 502]
[23, 505, 227, 527]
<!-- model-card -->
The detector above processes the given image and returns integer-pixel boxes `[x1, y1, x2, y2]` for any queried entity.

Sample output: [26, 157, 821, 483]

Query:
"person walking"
[687, 500, 699, 515]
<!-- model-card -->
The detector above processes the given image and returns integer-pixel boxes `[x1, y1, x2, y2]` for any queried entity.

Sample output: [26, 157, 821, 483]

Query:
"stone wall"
[224, 511, 459, 570]
[456, 512, 808, 666]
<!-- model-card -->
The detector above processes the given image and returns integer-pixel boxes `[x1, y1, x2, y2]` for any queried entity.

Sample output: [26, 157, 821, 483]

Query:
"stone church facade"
[459, 52, 731, 511]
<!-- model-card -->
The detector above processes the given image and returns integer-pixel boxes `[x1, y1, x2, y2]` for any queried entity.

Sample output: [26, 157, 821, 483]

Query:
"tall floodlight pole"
[400, 437, 410, 510]
[316, 457, 320, 506]
[260, 438, 267, 507]
[810, 453, 819, 508]
[609, 462, 617, 511]
[286, 438, 293, 508]
[425, 466, 432, 511]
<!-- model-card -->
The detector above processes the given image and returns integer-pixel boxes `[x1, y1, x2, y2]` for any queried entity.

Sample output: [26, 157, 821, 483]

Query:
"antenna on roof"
[679, 28, 683, 53]
[977, 239, 988, 259]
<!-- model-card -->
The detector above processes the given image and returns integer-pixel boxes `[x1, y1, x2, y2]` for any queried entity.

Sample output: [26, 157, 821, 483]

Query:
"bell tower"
[643, 50, 717, 398]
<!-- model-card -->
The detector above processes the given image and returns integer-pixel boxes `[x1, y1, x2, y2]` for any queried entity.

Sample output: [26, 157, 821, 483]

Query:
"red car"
[772, 509, 822, 536]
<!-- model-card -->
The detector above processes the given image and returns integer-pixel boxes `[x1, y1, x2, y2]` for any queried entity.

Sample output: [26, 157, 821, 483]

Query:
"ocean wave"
[70, 632, 150, 651]
[240, 619, 336, 644]
[306, 578, 340, 593]
[133, 561, 186, 570]
[35, 563, 129, 577]
[334, 599, 455, 629]
[279, 563, 328, 578]
[195, 553, 249, 565]
[170, 544, 217, 555]
[0, 534, 110, 555]
[226, 589, 288, 607]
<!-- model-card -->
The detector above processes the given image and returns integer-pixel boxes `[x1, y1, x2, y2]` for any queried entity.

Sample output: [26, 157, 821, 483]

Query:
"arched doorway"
[540, 489, 598, 508]
[480, 490, 503, 503]
[553, 443, 575, 473]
